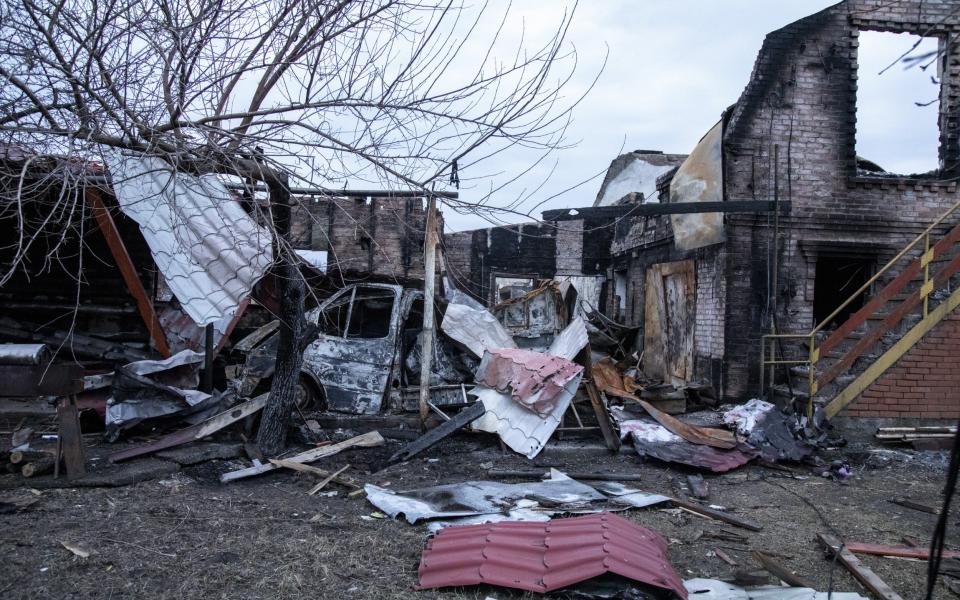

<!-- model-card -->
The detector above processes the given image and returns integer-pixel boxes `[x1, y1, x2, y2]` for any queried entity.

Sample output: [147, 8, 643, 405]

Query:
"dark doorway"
[814, 256, 873, 328]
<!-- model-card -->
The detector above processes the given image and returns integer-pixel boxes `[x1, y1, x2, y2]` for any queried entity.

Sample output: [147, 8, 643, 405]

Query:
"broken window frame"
[852, 26, 950, 180]
[312, 285, 398, 340]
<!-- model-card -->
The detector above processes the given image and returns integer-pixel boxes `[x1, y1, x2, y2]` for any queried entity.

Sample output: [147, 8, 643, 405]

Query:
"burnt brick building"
[445, 0, 960, 423]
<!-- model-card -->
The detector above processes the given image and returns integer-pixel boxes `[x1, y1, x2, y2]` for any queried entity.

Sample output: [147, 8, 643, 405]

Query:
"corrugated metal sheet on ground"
[105, 153, 273, 326]
[417, 512, 687, 598]
[684, 578, 868, 600]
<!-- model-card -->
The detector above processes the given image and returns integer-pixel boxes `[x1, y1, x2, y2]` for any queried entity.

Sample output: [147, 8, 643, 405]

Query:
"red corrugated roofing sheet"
[416, 512, 687, 599]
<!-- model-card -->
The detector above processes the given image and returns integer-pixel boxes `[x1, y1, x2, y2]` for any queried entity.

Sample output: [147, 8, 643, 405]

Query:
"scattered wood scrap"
[267, 459, 358, 492]
[844, 542, 960, 560]
[671, 498, 762, 531]
[890, 498, 939, 515]
[388, 402, 485, 463]
[818, 534, 905, 600]
[221, 431, 385, 483]
[714, 548, 737, 566]
[110, 394, 268, 463]
[308, 465, 352, 495]
[753, 550, 815, 588]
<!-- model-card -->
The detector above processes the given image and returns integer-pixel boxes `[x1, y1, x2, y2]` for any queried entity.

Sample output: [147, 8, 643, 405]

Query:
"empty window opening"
[316, 286, 395, 338]
[613, 270, 628, 321]
[494, 276, 535, 304]
[856, 31, 942, 175]
[814, 257, 873, 328]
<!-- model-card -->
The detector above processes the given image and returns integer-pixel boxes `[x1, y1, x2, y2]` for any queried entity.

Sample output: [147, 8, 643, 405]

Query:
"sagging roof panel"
[105, 153, 273, 326]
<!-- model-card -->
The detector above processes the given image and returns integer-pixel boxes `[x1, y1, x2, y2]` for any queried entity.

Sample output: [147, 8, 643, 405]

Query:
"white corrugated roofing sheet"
[471, 317, 589, 458]
[105, 153, 273, 326]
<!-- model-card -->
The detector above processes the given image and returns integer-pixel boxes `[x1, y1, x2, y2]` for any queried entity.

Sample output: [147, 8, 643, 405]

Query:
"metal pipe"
[203, 323, 214, 393]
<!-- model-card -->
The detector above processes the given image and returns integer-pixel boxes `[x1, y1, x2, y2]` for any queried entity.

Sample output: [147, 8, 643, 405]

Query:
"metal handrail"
[810, 198, 960, 336]
[761, 198, 960, 416]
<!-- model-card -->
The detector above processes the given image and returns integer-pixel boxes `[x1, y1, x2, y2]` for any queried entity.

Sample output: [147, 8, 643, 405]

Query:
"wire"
[925, 418, 960, 599]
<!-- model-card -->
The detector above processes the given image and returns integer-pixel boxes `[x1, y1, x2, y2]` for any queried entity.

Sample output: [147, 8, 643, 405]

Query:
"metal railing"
[761, 199, 960, 416]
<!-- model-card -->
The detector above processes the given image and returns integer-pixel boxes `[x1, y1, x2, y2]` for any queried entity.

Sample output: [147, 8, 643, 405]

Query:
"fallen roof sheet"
[105, 153, 273, 326]
[684, 578, 868, 600]
[723, 399, 811, 462]
[637, 398, 737, 449]
[475, 348, 583, 417]
[365, 472, 605, 524]
[440, 302, 516, 358]
[417, 512, 687, 598]
[470, 317, 589, 458]
[627, 420, 754, 473]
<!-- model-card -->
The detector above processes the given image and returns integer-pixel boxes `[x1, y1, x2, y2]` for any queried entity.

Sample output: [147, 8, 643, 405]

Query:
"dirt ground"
[0, 426, 957, 600]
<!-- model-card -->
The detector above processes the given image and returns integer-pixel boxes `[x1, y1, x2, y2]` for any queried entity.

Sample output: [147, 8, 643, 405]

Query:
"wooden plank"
[575, 346, 621, 452]
[85, 188, 172, 358]
[542, 200, 789, 222]
[844, 542, 960, 560]
[110, 394, 269, 463]
[663, 261, 695, 382]
[267, 459, 358, 491]
[56, 396, 86, 480]
[220, 431, 385, 483]
[890, 498, 939, 515]
[643, 266, 667, 380]
[818, 534, 905, 600]
[753, 550, 816, 588]
[307, 465, 352, 495]
[670, 498, 762, 531]
[389, 402, 485, 463]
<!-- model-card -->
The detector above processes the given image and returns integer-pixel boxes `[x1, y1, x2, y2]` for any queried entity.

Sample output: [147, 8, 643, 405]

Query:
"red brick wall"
[845, 312, 960, 419]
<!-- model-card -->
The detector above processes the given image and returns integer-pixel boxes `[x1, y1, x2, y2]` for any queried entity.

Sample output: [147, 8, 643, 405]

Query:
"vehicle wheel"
[295, 375, 324, 411]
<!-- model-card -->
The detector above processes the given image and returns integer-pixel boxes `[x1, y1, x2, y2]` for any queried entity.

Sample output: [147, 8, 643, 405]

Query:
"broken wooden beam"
[671, 498, 762, 531]
[110, 394, 268, 463]
[543, 200, 791, 222]
[844, 542, 960, 560]
[389, 402, 485, 463]
[268, 459, 358, 491]
[753, 550, 816, 589]
[890, 498, 939, 515]
[220, 431, 384, 483]
[818, 534, 905, 600]
[308, 465, 352, 495]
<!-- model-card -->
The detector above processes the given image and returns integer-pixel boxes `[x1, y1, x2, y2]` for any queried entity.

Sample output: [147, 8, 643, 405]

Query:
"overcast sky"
[441, 0, 940, 232]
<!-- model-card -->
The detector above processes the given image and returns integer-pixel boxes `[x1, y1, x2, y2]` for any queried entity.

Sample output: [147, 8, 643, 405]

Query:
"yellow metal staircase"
[761, 200, 960, 418]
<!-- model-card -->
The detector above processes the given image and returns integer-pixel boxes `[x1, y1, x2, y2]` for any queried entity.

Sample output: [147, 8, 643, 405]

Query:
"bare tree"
[0, 0, 585, 454]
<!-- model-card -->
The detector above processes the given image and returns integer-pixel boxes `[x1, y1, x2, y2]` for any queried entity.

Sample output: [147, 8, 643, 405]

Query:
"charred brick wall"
[720, 0, 960, 399]
[441, 223, 557, 304]
[442, 215, 615, 305]
[845, 313, 960, 420]
[610, 213, 727, 393]
[293, 195, 427, 280]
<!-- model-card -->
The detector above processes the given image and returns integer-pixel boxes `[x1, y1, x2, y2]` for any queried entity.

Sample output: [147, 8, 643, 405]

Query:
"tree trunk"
[256, 175, 308, 456]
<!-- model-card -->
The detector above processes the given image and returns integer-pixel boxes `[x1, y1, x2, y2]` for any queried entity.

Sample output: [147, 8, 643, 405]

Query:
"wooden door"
[643, 260, 695, 383]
